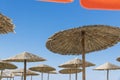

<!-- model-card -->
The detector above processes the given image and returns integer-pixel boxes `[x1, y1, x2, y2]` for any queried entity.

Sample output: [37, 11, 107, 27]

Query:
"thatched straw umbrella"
[46, 25, 120, 80]
[0, 13, 15, 34]
[44, 71, 57, 80]
[59, 68, 82, 80]
[116, 57, 120, 62]
[29, 64, 55, 80]
[59, 58, 95, 68]
[93, 62, 120, 80]
[0, 61, 17, 80]
[59, 58, 94, 80]
[3, 51, 46, 80]
[13, 69, 39, 80]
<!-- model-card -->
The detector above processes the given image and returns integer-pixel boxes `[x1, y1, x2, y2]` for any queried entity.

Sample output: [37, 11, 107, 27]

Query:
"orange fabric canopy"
[80, 0, 120, 10]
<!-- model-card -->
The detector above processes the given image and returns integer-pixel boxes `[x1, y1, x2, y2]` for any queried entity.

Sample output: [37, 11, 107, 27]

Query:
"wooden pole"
[21, 72, 24, 80]
[0, 70, 3, 80]
[107, 70, 109, 80]
[41, 72, 43, 80]
[69, 74, 71, 80]
[47, 73, 49, 80]
[24, 60, 27, 80]
[81, 31, 86, 80]
[31, 75, 32, 80]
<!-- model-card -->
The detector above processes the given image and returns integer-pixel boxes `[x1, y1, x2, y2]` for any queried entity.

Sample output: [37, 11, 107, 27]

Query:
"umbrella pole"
[75, 72, 77, 80]
[81, 31, 86, 80]
[41, 72, 43, 80]
[24, 60, 27, 80]
[47, 73, 49, 80]
[69, 74, 71, 80]
[107, 70, 109, 80]
[0, 70, 3, 80]
[22, 72, 23, 80]
[31, 75, 32, 80]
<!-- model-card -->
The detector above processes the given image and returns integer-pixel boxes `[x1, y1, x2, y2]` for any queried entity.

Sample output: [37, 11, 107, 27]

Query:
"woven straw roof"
[29, 64, 56, 72]
[94, 62, 120, 70]
[0, 13, 15, 34]
[3, 51, 46, 62]
[116, 57, 120, 62]
[59, 58, 95, 68]
[44, 71, 57, 74]
[0, 61, 17, 70]
[12, 69, 39, 76]
[46, 25, 120, 55]
[59, 68, 82, 74]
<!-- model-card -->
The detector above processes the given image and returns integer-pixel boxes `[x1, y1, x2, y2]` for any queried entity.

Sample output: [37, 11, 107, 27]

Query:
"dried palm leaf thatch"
[3, 51, 46, 62]
[0, 61, 17, 70]
[0, 13, 15, 34]
[59, 58, 95, 68]
[29, 64, 55, 72]
[94, 62, 120, 80]
[46, 25, 120, 55]
[3, 51, 46, 80]
[12, 69, 39, 76]
[59, 68, 82, 74]
[46, 25, 120, 80]
[94, 62, 120, 70]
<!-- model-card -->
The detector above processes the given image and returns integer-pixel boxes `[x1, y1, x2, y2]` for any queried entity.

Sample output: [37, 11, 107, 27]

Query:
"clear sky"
[0, 0, 120, 80]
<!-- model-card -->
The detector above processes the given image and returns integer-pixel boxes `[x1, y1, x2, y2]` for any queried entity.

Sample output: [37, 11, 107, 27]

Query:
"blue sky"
[0, 0, 120, 80]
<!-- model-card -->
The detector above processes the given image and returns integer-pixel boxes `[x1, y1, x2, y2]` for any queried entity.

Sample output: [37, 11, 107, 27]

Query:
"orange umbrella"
[80, 0, 120, 10]
[37, 0, 120, 10]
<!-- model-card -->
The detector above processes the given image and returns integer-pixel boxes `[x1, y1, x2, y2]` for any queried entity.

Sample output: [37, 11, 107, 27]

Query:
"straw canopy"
[3, 51, 46, 62]
[3, 51, 46, 80]
[59, 68, 82, 80]
[12, 69, 39, 76]
[47, 71, 57, 74]
[29, 64, 55, 80]
[46, 25, 120, 80]
[0, 13, 15, 34]
[116, 57, 120, 62]
[0, 61, 17, 70]
[46, 25, 120, 54]
[29, 64, 55, 72]
[94, 62, 120, 80]
[94, 62, 120, 70]
[59, 58, 95, 68]
[59, 68, 82, 74]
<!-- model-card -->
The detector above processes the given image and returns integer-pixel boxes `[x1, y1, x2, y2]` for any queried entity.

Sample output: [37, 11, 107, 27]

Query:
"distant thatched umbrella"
[94, 62, 120, 80]
[0, 61, 17, 80]
[3, 51, 46, 80]
[44, 71, 57, 80]
[46, 25, 120, 80]
[59, 68, 82, 80]
[59, 58, 95, 68]
[0, 13, 15, 34]
[13, 69, 39, 80]
[59, 58, 94, 80]
[29, 64, 55, 80]
[116, 57, 120, 62]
